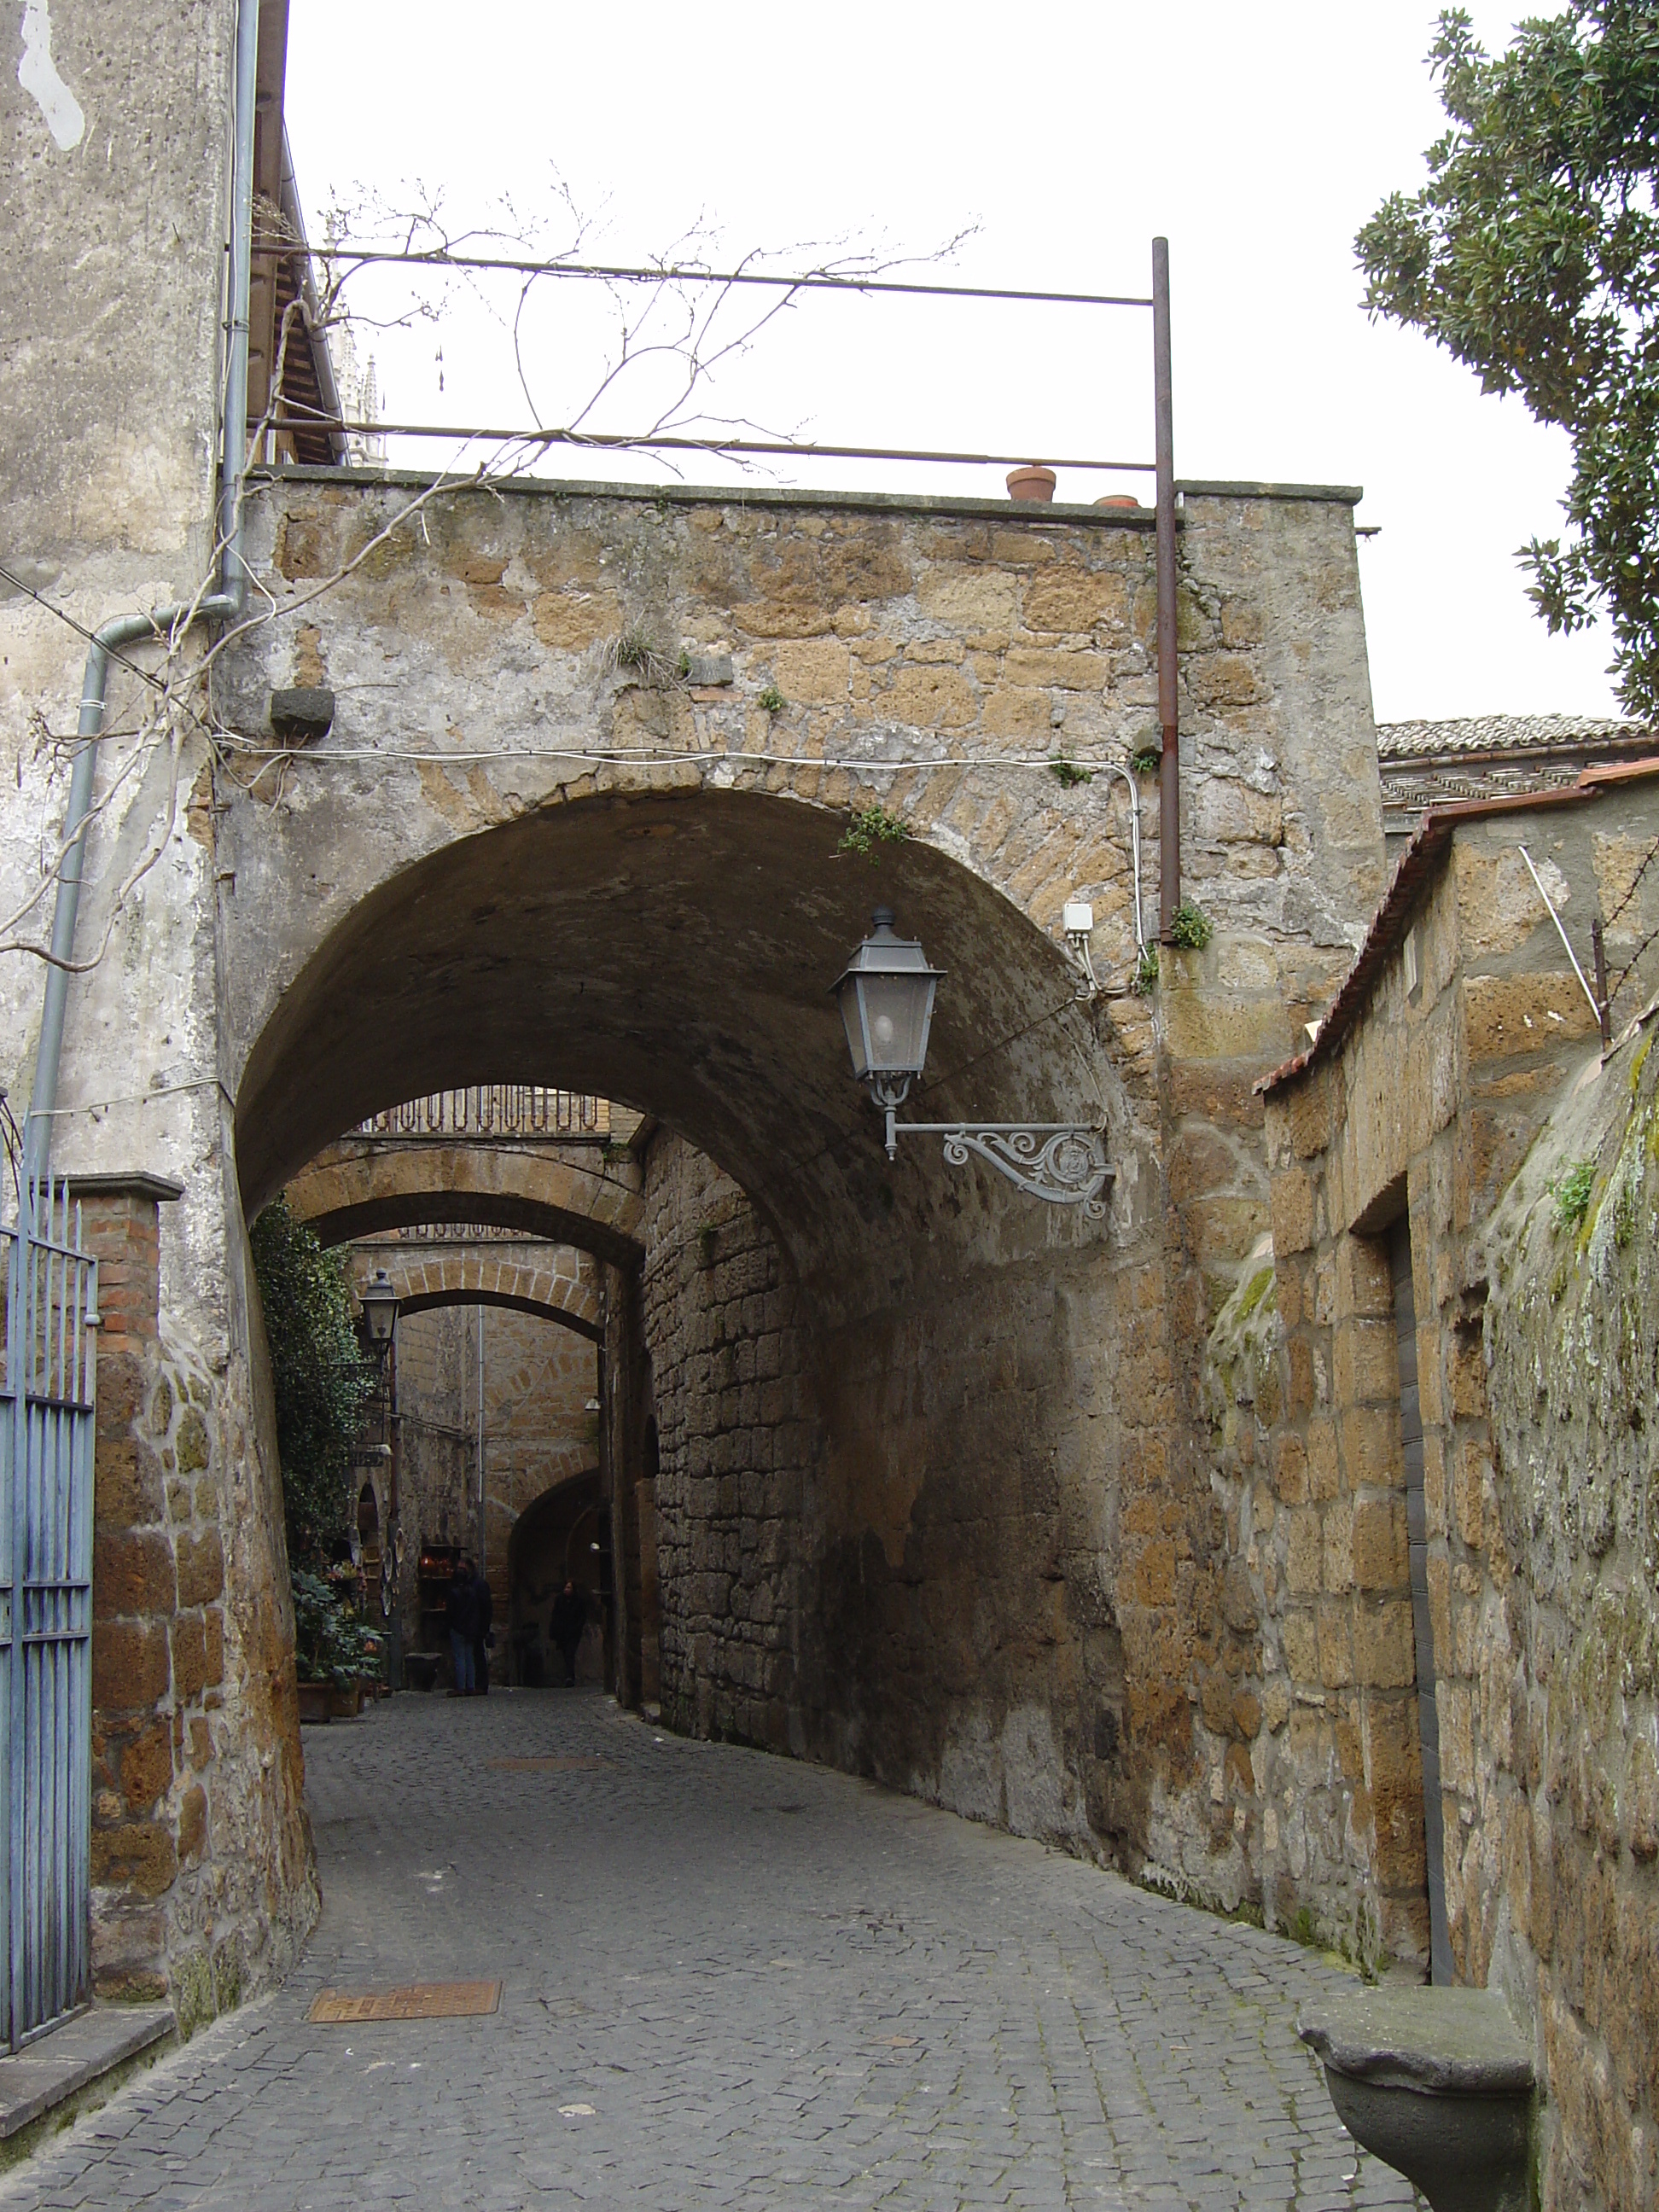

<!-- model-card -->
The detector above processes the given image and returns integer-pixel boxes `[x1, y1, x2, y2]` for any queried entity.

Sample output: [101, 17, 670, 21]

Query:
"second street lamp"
[359, 1268, 400, 1357]
[833, 908, 1112, 1214]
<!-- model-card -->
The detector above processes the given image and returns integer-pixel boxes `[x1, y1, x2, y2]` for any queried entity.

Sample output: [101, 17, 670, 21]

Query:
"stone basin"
[1298, 1988, 1534, 2212]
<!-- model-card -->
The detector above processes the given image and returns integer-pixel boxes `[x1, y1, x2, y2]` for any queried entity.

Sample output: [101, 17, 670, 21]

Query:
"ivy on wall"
[249, 1196, 375, 1567]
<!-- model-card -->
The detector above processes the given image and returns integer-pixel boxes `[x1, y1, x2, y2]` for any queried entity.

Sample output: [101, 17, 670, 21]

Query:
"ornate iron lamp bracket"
[870, 1082, 1112, 1216]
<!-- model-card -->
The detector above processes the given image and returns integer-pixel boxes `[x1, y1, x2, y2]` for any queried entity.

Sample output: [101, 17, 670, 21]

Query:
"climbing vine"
[249, 1195, 375, 1567]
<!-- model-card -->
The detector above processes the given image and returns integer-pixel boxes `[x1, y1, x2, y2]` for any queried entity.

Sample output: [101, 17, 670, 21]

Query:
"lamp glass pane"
[835, 977, 871, 1078]
[859, 972, 935, 1074]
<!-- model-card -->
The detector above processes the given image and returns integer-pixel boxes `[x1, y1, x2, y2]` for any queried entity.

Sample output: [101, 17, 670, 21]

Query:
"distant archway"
[507, 1470, 606, 1688]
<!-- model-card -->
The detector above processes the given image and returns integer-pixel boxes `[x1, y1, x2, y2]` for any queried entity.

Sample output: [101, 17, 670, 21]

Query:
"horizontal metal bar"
[19, 1399, 93, 1418]
[894, 1122, 1106, 1135]
[19, 1633, 90, 1648]
[245, 244, 1155, 310]
[272, 416, 1159, 474]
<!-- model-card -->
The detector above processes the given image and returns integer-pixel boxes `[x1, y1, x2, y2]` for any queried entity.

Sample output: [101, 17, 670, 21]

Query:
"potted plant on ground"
[292, 1569, 384, 1722]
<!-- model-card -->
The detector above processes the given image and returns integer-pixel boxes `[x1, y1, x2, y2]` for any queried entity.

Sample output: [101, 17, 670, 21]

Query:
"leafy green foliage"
[1132, 944, 1161, 995]
[1169, 899, 1214, 950]
[1357, 6, 1659, 712]
[757, 684, 786, 713]
[1129, 742, 1162, 777]
[1551, 1154, 1598, 1233]
[837, 804, 911, 859]
[249, 1196, 375, 1567]
[291, 1568, 385, 1689]
[1049, 757, 1093, 788]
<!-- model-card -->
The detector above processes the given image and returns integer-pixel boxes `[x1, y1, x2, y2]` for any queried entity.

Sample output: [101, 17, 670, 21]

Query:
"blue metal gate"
[0, 1177, 96, 2047]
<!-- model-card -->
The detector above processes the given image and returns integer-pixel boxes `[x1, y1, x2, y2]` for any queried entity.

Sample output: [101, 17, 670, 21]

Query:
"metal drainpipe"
[1152, 236, 1179, 940]
[21, 0, 259, 1188]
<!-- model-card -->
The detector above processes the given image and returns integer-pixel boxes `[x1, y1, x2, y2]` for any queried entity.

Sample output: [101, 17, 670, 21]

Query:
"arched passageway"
[507, 1471, 608, 1688]
[238, 783, 1175, 1872]
[286, 1141, 643, 1265]
[343, 1243, 603, 1342]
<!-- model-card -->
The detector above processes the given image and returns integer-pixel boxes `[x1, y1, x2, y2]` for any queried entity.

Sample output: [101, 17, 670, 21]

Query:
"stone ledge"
[0, 2002, 174, 2157]
[1298, 1986, 1533, 2095]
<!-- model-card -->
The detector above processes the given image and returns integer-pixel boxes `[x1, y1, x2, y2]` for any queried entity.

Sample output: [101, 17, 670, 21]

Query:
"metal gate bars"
[0, 1177, 97, 2047]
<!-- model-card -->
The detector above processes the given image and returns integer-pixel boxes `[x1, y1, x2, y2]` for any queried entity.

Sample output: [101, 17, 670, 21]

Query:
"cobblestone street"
[0, 1695, 1417, 2210]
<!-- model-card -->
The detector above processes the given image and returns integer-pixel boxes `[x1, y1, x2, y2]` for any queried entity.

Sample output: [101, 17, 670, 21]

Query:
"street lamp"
[831, 908, 944, 1147]
[833, 909, 1112, 1214]
[359, 1268, 400, 1358]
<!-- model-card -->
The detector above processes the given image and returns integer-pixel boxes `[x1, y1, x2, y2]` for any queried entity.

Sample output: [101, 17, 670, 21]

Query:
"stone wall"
[637, 1135, 811, 1749]
[1196, 774, 1659, 2207]
[1234, 802, 1623, 1968]
[1476, 1002, 1659, 2212]
[86, 1177, 316, 2034]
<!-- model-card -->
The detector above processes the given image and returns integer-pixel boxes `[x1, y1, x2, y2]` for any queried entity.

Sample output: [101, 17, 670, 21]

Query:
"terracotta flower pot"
[328, 1682, 364, 1720]
[1006, 465, 1057, 503]
[1095, 493, 1141, 509]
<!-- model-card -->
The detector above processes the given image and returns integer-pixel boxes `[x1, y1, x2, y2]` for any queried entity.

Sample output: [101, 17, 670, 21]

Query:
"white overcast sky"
[285, 2, 1622, 727]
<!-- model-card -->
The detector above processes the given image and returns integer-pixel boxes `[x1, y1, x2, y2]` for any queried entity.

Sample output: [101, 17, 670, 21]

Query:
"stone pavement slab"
[0, 1691, 1421, 2209]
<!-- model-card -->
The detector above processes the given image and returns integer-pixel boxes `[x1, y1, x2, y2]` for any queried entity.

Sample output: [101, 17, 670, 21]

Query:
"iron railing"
[356, 1087, 607, 1140]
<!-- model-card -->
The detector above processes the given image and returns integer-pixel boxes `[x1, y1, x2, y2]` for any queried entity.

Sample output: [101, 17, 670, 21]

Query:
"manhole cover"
[308, 1981, 502, 2023]
[486, 1755, 611, 1773]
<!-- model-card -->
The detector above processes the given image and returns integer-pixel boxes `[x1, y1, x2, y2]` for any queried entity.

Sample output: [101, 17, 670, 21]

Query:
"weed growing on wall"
[838, 805, 910, 860]
[1551, 1156, 1597, 1237]
[1049, 758, 1092, 788]
[1169, 900, 1214, 951]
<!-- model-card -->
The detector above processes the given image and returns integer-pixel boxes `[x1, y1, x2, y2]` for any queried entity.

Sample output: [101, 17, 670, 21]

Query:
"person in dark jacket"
[446, 1557, 477, 1696]
[549, 1579, 586, 1687]
[471, 1563, 493, 1697]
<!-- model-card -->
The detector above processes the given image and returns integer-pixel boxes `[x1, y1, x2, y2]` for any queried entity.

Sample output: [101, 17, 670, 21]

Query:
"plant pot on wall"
[1006, 465, 1057, 503]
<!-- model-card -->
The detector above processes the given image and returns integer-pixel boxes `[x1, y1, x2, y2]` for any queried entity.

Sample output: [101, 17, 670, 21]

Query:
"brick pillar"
[69, 1172, 183, 2000]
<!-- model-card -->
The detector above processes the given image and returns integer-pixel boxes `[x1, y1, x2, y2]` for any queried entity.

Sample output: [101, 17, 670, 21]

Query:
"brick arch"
[346, 1246, 602, 1342]
[285, 1141, 643, 1267]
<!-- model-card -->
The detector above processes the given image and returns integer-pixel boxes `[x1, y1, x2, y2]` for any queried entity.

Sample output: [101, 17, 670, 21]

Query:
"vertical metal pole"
[386, 1339, 404, 1693]
[1152, 236, 1179, 940]
[1592, 916, 1612, 1048]
[475, 1306, 486, 1574]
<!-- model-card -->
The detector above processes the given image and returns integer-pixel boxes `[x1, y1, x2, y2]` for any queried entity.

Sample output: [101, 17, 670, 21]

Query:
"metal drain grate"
[308, 1981, 502, 2023]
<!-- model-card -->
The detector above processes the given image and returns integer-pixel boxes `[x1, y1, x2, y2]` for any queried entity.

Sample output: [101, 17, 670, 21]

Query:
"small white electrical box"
[1062, 899, 1094, 936]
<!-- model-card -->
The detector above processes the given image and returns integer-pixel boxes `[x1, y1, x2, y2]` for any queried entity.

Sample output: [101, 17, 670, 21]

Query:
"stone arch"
[286, 1144, 643, 1267]
[233, 786, 1144, 1291]
[341, 1243, 603, 1341]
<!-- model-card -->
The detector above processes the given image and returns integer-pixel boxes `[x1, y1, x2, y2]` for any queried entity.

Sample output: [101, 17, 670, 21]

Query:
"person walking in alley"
[550, 1578, 586, 1687]
[472, 1559, 494, 1697]
[447, 1555, 477, 1697]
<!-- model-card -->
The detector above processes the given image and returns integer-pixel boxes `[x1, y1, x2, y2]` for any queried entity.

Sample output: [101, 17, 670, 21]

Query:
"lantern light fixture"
[359, 1268, 400, 1355]
[833, 909, 1112, 1214]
